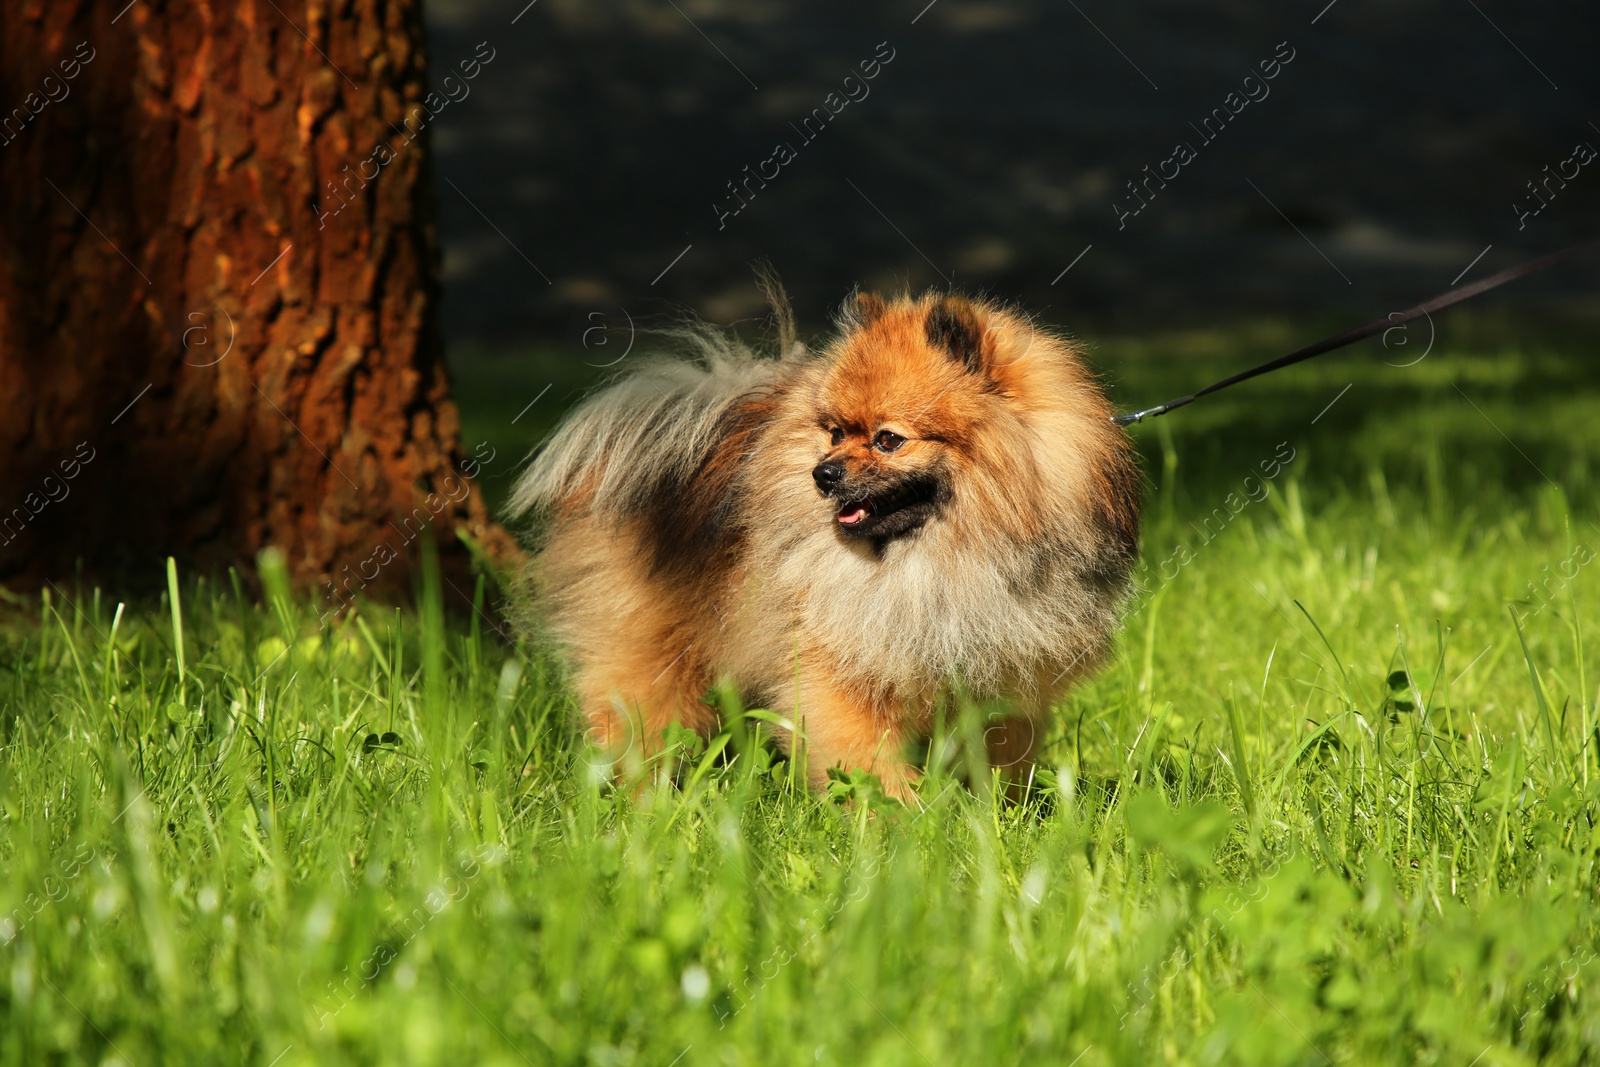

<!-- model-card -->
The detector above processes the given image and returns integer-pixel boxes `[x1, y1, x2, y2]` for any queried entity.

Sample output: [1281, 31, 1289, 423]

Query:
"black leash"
[1111, 238, 1598, 427]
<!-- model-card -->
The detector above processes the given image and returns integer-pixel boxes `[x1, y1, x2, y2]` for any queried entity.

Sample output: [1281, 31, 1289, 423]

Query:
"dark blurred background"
[423, 0, 1599, 345]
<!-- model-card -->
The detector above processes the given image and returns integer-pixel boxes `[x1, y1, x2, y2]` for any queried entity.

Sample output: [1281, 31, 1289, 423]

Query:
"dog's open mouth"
[835, 476, 940, 538]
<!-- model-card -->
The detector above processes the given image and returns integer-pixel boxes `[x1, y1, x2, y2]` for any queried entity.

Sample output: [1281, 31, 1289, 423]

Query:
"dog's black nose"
[812, 462, 845, 491]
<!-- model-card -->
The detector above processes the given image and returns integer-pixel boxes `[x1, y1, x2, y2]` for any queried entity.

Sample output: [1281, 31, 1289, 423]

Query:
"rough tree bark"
[0, 0, 515, 608]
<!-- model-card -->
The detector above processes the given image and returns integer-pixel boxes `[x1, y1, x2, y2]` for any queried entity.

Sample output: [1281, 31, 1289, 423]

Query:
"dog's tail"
[508, 323, 794, 520]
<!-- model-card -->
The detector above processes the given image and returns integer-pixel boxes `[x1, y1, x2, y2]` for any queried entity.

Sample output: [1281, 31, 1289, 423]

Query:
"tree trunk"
[0, 0, 515, 608]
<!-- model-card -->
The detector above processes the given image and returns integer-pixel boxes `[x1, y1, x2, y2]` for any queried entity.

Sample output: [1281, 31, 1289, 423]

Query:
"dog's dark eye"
[829, 427, 845, 446]
[874, 430, 905, 453]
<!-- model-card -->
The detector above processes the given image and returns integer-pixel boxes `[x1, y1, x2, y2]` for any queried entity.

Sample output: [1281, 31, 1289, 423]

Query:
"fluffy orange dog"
[511, 291, 1140, 800]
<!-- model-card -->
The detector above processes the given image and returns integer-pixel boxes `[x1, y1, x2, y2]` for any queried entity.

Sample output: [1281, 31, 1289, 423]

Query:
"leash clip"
[1111, 396, 1194, 427]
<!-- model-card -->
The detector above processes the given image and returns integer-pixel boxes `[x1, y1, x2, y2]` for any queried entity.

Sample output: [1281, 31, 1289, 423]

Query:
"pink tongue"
[838, 506, 868, 525]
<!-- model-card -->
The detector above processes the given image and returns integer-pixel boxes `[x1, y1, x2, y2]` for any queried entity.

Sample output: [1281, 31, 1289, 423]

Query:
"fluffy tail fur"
[508, 321, 797, 520]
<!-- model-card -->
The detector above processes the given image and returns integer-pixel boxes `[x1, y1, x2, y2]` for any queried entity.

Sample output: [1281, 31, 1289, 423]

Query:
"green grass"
[4, 315, 1600, 1065]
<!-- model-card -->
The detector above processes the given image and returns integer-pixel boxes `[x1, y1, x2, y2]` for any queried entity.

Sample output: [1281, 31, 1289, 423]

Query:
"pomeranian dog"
[510, 290, 1140, 801]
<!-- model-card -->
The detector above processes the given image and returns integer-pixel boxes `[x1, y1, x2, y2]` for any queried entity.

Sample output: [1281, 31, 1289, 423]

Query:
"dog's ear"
[924, 295, 987, 375]
[852, 290, 889, 326]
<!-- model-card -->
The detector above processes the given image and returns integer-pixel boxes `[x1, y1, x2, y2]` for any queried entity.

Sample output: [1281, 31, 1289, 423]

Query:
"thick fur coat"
[511, 291, 1141, 799]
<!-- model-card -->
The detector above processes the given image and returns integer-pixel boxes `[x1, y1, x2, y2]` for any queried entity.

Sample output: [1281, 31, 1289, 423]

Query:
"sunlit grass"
[2, 326, 1599, 1065]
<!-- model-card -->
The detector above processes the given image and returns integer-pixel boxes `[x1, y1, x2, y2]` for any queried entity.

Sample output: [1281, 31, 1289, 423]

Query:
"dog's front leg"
[789, 666, 919, 803]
